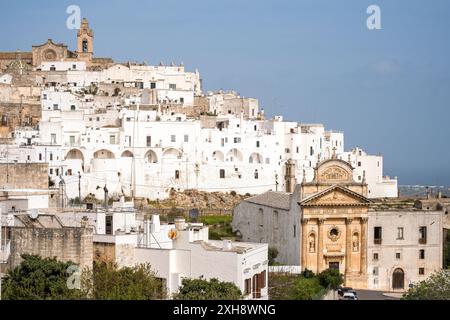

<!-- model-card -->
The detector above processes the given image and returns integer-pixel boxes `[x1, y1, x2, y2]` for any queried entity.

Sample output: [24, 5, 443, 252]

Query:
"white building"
[88, 203, 268, 299]
[0, 189, 51, 211]
[367, 204, 444, 292]
[0, 60, 398, 202]
[344, 147, 398, 198]
[0, 197, 269, 299]
[39, 61, 86, 72]
[133, 218, 269, 299]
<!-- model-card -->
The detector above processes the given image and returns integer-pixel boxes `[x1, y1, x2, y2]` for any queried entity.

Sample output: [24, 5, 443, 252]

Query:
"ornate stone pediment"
[301, 185, 371, 207]
[311, 158, 356, 184]
[320, 166, 349, 182]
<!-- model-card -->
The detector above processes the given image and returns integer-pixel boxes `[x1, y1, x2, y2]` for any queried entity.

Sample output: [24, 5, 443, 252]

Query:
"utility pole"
[185, 155, 189, 190]
[78, 171, 81, 208]
[6, 143, 9, 186]
[103, 185, 109, 211]
[0, 208, 2, 300]
[59, 175, 65, 209]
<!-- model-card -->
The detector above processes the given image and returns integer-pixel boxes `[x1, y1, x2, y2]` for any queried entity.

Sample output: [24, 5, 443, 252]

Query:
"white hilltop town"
[0, 18, 398, 202]
[0, 19, 449, 300]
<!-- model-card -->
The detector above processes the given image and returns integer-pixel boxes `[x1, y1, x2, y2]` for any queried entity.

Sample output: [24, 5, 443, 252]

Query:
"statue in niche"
[308, 233, 316, 253]
[352, 232, 359, 252]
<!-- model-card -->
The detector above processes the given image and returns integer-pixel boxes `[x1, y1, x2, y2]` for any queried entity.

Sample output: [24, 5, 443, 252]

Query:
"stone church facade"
[299, 158, 371, 288]
[233, 157, 445, 290]
[0, 18, 113, 72]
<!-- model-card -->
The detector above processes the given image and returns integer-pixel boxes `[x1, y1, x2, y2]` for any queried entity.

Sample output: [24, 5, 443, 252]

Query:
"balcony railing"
[419, 238, 427, 245]
[374, 238, 382, 245]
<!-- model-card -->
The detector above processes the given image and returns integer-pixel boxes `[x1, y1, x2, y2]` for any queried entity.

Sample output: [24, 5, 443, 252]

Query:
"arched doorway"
[392, 268, 405, 290]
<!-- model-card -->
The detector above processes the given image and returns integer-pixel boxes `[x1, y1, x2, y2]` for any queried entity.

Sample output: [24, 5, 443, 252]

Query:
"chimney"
[223, 240, 232, 250]
[80, 216, 89, 228]
[174, 217, 186, 231]
[103, 185, 109, 210]
[151, 214, 161, 233]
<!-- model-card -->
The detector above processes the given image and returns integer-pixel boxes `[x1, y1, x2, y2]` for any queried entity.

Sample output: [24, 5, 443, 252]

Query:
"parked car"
[342, 292, 358, 300]
[348, 290, 358, 298]
[337, 287, 353, 297]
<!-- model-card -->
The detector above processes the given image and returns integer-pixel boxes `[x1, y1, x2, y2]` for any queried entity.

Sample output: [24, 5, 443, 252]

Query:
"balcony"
[374, 238, 382, 245]
[419, 238, 427, 245]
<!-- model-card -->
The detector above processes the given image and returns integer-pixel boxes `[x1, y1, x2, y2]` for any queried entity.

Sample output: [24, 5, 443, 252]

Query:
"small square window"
[396, 252, 401, 260]
[419, 268, 425, 275]
[373, 253, 379, 261]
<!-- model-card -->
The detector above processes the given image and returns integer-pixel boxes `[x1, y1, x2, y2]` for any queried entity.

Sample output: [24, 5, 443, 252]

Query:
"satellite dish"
[168, 228, 179, 240]
[28, 209, 39, 220]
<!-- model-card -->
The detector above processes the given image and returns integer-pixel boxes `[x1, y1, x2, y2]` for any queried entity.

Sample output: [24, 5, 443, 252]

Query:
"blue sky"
[1, 0, 449, 186]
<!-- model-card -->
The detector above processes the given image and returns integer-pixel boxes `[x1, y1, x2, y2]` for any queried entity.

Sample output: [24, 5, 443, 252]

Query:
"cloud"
[370, 59, 402, 75]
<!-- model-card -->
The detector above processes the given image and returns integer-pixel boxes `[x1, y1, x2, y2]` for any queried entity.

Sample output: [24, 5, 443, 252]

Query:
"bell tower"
[77, 18, 94, 63]
[284, 159, 297, 193]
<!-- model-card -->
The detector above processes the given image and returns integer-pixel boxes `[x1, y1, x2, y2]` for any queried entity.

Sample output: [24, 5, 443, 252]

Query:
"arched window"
[66, 149, 84, 161]
[145, 150, 158, 163]
[258, 208, 263, 228]
[93, 149, 115, 159]
[82, 39, 88, 53]
[249, 153, 262, 164]
[226, 148, 243, 162]
[121, 150, 134, 158]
